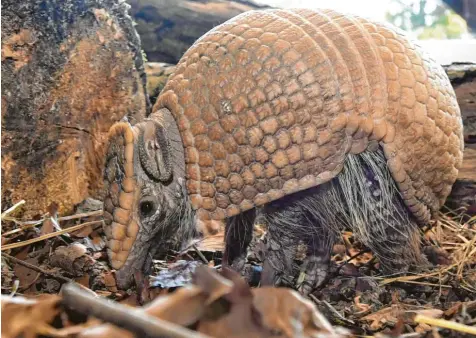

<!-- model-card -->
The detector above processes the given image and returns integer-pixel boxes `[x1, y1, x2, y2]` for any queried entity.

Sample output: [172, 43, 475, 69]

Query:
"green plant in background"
[386, 0, 468, 39]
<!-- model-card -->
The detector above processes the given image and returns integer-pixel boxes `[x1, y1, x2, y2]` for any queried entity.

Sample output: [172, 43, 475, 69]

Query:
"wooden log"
[144, 62, 176, 105]
[128, 0, 269, 63]
[443, 63, 476, 214]
[1, 0, 150, 218]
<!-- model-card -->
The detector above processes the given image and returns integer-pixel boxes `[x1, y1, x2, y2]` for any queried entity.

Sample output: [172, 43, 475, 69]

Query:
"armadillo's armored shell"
[154, 8, 464, 225]
[103, 122, 140, 269]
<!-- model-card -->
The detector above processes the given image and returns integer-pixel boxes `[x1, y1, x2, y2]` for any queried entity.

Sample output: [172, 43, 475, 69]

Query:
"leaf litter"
[1, 200, 475, 337]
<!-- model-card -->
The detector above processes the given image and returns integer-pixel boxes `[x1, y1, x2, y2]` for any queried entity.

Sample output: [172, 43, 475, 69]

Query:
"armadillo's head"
[103, 108, 195, 289]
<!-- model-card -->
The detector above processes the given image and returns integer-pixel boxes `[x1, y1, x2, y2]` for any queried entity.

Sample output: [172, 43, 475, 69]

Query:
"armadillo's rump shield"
[154, 8, 464, 227]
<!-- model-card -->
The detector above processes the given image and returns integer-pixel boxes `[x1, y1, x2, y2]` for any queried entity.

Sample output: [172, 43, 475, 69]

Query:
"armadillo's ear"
[138, 120, 173, 182]
[103, 122, 139, 269]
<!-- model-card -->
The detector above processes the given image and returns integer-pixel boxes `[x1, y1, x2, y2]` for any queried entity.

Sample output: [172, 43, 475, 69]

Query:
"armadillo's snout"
[112, 238, 154, 289]
[103, 121, 147, 289]
[103, 118, 185, 290]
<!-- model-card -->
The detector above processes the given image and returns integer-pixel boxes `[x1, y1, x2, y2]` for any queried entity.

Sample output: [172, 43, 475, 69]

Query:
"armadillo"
[103, 8, 464, 290]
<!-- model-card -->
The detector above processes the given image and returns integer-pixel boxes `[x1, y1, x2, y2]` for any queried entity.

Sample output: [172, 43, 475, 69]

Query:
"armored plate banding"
[103, 122, 139, 269]
[154, 8, 464, 227]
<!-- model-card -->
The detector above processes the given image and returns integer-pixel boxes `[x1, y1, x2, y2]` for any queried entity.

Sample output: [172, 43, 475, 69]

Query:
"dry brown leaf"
[40, 218, 55, 236]
[75, 266, 349, 338]
[444, 300, 476, 317]
[146, 286, 210, 325]
[253, 287, 342, 337]
[71, 225, 94, 238]
[362, 304, 445, 332]
[1, 294, 61, 338]
[404, 309, 444, 324]
[13, 256, 41, 293]
[40, 202, 59, 235]
[415, 322, 433, 333]
[361, 304, 403, 331]
[75, 274, 91, 288]
[354, 296, 372, 315]
[79, 286, 210, 338]
[49, 243, 93, 276]
[103, 271, 117, 292]
[197, 267, 348, 338]
[193, 265, 234, 305]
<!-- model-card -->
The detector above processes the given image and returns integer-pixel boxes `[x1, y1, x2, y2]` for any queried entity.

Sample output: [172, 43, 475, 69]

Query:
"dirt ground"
[1, 198, 475, 337]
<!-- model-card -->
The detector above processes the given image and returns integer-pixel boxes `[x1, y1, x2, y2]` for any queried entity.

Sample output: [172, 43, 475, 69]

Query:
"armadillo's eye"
[140, 200, 156, 218]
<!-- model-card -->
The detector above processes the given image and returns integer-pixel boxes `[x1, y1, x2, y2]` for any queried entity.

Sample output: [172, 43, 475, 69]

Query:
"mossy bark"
[1, 0, 150, 218]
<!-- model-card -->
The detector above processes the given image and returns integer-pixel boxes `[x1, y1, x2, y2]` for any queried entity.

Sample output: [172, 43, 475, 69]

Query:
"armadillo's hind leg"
[223, 208, 256, 273]
[338, 148, 429, 274]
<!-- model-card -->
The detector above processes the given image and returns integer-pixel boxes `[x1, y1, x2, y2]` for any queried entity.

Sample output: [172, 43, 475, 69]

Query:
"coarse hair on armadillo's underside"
[263, 146, 424, 271]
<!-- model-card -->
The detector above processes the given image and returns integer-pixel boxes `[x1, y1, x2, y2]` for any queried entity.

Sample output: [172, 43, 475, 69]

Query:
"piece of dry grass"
[1, 220, 104, 251]
[414, 314, 476, 335]
[2, 210, 103, 237]
[380, 207, 475, 291]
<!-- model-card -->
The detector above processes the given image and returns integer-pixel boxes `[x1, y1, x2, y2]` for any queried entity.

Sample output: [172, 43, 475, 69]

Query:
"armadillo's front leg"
[223, 208, 256, 273]
[261, 188, 336, 293]
[297, 233, 335, 295]
[260, 224, 297, 286]
[260, 202, 302, 287]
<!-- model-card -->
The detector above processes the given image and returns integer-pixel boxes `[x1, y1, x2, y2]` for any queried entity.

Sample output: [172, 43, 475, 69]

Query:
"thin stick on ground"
[1, 200, 26, 220]
[57, 210, 103, 222]
[309, 294, 355, 326]
[2, 210, 103, 237]
[380, 264, 457, 286]
[1, 220, 104, 251]
[2, 253, 72, 283]
[414, 314, 476, 335]
[61, 283, 211, 338]
[192, 244, 209, 264]
[456, 233, 476, 279]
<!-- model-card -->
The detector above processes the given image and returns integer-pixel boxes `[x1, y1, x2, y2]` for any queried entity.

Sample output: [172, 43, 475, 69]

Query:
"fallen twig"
[61, 283, 210, 338]
[1, 200, 26, 220]
[379, 264, 457, 286]
[456, 233, 476, 279]
[391, 280, 451, 288]
[192, 244, 209, 264]
[309, 294, 355, 326]
[414, 314, 476, 335]
[2, 210, 103, 237]
[1, 220, 104, 251]
[2, 253, 72, 283]
[57, 210, 103, 222]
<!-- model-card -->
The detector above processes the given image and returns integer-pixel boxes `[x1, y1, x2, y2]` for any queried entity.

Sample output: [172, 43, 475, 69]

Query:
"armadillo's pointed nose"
[110, 239, 154, 290]
[114, 267, 135, 290]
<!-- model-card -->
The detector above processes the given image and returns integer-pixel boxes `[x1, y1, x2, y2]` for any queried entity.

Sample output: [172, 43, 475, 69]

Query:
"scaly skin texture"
[104, 8, 464, 288]
[155, 8, 463, 230]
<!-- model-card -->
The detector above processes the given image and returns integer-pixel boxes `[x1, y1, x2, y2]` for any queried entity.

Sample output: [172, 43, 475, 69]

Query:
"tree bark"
[443, 63, 476, 214]
[128, 0, 270, 64]
[1, 0, 150, 218]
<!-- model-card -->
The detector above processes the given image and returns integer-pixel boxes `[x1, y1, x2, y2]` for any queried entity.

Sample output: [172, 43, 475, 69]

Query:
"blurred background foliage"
[128, 0, 475, 64]
[386, 0, 469, 39]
